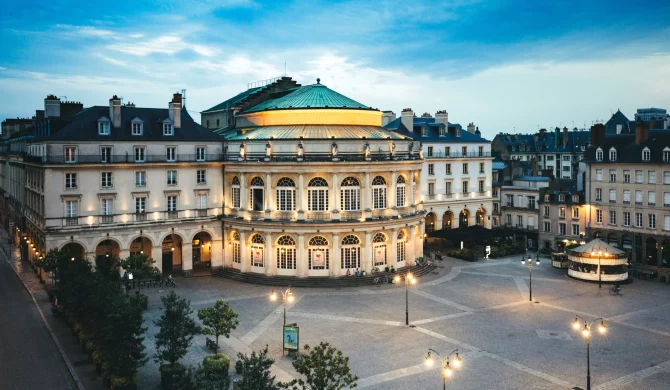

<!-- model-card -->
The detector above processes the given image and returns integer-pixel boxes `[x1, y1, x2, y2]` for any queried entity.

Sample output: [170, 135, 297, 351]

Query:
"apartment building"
[500, 176, 549, 248]
[538, 180, 587, 252]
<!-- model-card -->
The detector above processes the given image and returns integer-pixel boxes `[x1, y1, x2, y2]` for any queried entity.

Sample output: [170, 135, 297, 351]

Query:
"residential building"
[538, 180, 587, 252]
[491, 161, 506, 228]
[500, 176, 550, 248]
[383, 110, 493, 233]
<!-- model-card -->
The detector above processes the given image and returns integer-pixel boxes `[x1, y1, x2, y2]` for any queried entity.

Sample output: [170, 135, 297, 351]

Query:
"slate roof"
[492, 162, 507, 171]
[495, 129, 590, 154]
[518, 176, 550, 182]
[202, 86, 266, 113]
[42, 106, 221, 142]
[241, 81, 372, 114]
[584, 129, 670, 163]
[221, 125, 407, 141]
[383, 117, 489, 143]
[604, 110, 633, 135]
[539, 180, 584, 205]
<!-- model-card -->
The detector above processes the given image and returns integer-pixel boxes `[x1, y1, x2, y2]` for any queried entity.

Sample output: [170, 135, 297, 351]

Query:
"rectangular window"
[163, 123, 174, 136]
[559, 207, 566, 218]
[276, 188, 296, 211]
[135, 197, 146, 214]
[101, 172, 113, 188]
[428, 164, 434, 175]
[544, 206, 550, 217]
[98, 121, 110, 135]
[635, 170, 643, 183]
[65, 147, 77, 163]
[478, 146, 484, 157]
[167, 170, 177, 186]
[544, 222, 550, 232]
[427, 146, 433, 157]
[479, 163, 484, 173]
[167, 196, 177, 212]
[664, 171, 670, 185]
[649, 214, 656, 229]
[166, 147, 176, 162]
[492, 187, 498, 197]
[609, 210, 616, 225]
[648, 170, 657, 184]
[595, 188, 602, 202]
[462, 146, 467, 156]
[528, 197, 536, 209]
[101, 147, 112, 163]
[65, 173, 77, 189]
[517, 215, 523, 226]
[623, 170, 630, 183]
[648, 191, 656, 206]
[596, 209, 602, 224]
[572, 224, 580, 236]
[559, 194, 565, 202]
[596, 169, 602, 181]
[478, 180, 484, 192]
[665, 192, 670, 207]
[623, 190, 630, 204]
[664, 216, 670, 231]
[636, 213, 643, 228]
[308, 188, 328, 211]
[196, 147, 206, 161]
[445, 182, 451, 194]
[197, 169, 206, 185]
[197, 194, 207, 209]
[462, 181, 468, 194]
[609, 169, 616, 182]
[135, 171, 146, 187]
[65, 200, 78, 217]
[340, 188, 360, 211]
[396, 184, 406, 207]
[563, 155, 570, 161]
[101, 199, 113, 217]
[428, 182, 435, 195]
[559, 223, 566, 235]
[624, 212, 631, 226]
[506, 214, 511, 225]
[636, 190, 643, 205]
[463, 163, 469, 174]
[572, 207, 579, 218]
[445, 164, 451, 175]
[134, 147, 145, 162]
[232, 187, 241, 208]
[132, 122, 142, 135]
[609, 189, 616, 203]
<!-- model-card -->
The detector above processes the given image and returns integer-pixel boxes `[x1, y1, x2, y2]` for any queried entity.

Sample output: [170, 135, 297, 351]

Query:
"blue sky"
[1, 0, 669, 138]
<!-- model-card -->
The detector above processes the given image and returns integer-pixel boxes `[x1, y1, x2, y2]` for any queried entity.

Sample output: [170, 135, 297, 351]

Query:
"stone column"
[364, 172, 372, 220]
[239, 173, 248, 217]
[389, 171, 397, 211]
[332, 173, 340, 221]
[211, 239, 223, 270]
[363, 231, 372, 273]
[298, 233, 306, 277]
[409, 170, 416, 206]
[182, 243, 193, 276]
[153, 246, 163, 273]
[297, 174, 305, 221]
[414, 170, 422, 211]
[265, 173, 272, 218]
[239, 231, 248, 272]
[390, 228, 398, 268]
[265, 233, 273, 275]
[332, 233, 340, 277]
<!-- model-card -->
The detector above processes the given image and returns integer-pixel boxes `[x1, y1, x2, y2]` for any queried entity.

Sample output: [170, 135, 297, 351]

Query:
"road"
[0, 253, 77, 390]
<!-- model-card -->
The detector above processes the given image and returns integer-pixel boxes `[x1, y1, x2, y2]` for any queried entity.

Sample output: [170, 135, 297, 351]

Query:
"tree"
[36, 249, 71, 288]
[197, 299, 239, 355]
[120, 253, 157, 279]
[280, 342, 358, 390]
[236, 346, 280, 390]
[154, 291, 201, 369]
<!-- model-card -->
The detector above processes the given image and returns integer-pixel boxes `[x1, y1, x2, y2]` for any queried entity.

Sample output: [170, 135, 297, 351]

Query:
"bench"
[205, 337, 218, 352]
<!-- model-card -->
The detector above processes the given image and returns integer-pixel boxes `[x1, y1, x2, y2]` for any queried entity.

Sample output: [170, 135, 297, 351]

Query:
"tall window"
[231, 176, 241, 208]
[396, 176, 406, 207]
[595, 169, 603, 181]
[479, 180, 484, 193]
[65, 147, 77, 163]
[276, 236, 297, 270]
[596, 148, 603, 161]
[372, 176, 387, 210]
[642, 148, 651, 161]
[308, 236, 329, 270]
[665, 216, 670, 231]
[101, 147, 111, 163]
[624, 212, 630, 226]
[196, 147, 206, 162]
[609, 148, 617, 161]
[167, 196, 177, 212]
[609, 189, 616, 203]
[595, 188, 602, 201]
[462, 181, 468, 194]
[572, 207, 579, 218]
[463, 163, 469, 174]
[197, 194, 207, 210]
[648, 170, 657, 184]
[609, 169, 616, 182]
[544, 222, 550, 232]
[249, 176, 265, 211]
[636, 213, 643, 228]
[341, 235, 361, 269]
[135, 197, 146, 214]
[479, 163, 485, 173]
[166, 147, 176, 162]
[163, 122, 174, 136]
[250, 234, 265, 267]
[544, 206, 550, 217]
[276, 177, 296, 211]
[665, 192, 670, 207]
[609, 210, 616, 225]
[307, 177, 329, 211]
[445, 164, 451, 175]
[134, 147, 145, 162]
[445, 182, 452, 194]
[648, 191, 656, 206]
[101, 199, 113, 223]
[664, 148, 670, 162]
[596, 209, 602, 224]
[462, 146, 467, 156]
[635, 170, 643, 183]
[445, 146, 451, 157]
[427, 146, 434, 157]
[372, 233, 387, 266]
[664, 171, 670, 185]
[101, 172, 113, 188]
[340, 177, 360, 211]
[559, 207, 566, 218]
[478, 146, 484, 157]
[231, 231, 241, 264]
[396, 231, 406, 264]
[65, 173, 77, 189]
[98, 120, 110, 135]
[132, 121, 143, 135]
[135, 171, 146, 187]
[197, 169, 207, 185]
[428, 164, 434, 175]
[559, 223, 566, 235]
[167, 170, 177, 186]
[623, 170, 630, 183]
[636, 190, 643, 204]
[649, 214, 656, 229]
[572, 224, 580, 236]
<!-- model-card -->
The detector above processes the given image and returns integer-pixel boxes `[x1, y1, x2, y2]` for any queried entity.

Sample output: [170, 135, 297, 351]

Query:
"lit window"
[340, 177, 360, 211]
[197, 169, 207, 185]
[372, 176, 387, 210]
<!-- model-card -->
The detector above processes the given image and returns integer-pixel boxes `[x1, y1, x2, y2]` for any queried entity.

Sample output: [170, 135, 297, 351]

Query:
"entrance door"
[252, 188, 264, 211]
[162, 252, 173, 275]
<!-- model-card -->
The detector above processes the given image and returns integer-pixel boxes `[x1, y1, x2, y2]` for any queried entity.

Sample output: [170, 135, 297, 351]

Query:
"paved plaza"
[124, 255, 670, 390]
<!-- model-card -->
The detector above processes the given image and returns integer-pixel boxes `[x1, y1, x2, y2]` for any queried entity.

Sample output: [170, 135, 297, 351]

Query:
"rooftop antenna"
[181, 89, 187, 108]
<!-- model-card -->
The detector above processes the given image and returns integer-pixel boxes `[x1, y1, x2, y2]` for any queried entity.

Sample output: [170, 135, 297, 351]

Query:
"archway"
[62, 242, 85, 261]
[249, 233, 265, 269]
[425, 212, 436, 233]
[192, 232, 213, 273]
[476, 208, 486, 227]
[96, 239, 120, 258]
[130, 236, 153, 258]
[459, 209, 470, 228]
[372, 232, 388, 268]
[162, 234, 183, 275]
[646, 237, 658, 266]
[442, 211, 453, 230]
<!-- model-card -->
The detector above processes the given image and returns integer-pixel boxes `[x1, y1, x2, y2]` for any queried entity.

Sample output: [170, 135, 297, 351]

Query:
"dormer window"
[163, 120, 174, 136]
[596, 147, 603, 161]
[131, 118, 143, 136]
[663, 147, 670, 162]
[642, 147, 650, 162]
[609, 147, 617, 162]
[455, 127, 461, 137]
[421, 128, 427, 137]
[439, 127, 445, 137]
[98, 117, 110, 135]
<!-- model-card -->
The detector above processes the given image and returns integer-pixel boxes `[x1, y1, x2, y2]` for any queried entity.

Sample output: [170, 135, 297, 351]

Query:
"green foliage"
[195, 354, 230, 390]
[95, 255, 121, 281]
[110, 374, 138, 390]
[197, 299, 239, 355]
[35, 249, 75, 289]
[448, 248, 475, 261]
[236, 346, 279, 390]
[490, 241, 527, 258]
[160, 363, 196, 390]
[132, 294, 149, 311]
[280, 342, 358, 390]
[154, 291, 202, 369]
[120, 254, 156, 280]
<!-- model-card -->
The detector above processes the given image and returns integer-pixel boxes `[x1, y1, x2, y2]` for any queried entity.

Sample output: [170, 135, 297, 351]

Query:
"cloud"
[96, 54, 128, 67]
[55, 24, 115, 38]
[106, 35, 218, 57]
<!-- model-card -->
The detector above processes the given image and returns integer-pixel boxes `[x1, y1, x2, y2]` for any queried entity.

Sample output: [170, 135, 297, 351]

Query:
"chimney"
[109, 95, 122, 128]
[590, 123, 605, 146]
[169, 93, 182, 128]
[554, 127, 560, 148]
[635, 119, 649, 144]
[44, 95, 61, 118]
[563, 127, 568, 148]
[401, 108, 414, 132]
[381, 110, 396, 127]
[467, 122, 476, 134]
[435, 110, 448, 126]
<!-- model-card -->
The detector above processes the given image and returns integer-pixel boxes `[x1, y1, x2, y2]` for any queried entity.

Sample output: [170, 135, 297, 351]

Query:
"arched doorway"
[162, 234, 183, 275]
[308, 236, 329, 272]
[459, 209, 470, 228]
[96, 239, 120, 258]
[396, 230, 407, 266]
[130, 236, 153, 258]
[425, 212, 436, 233]
[276, 235, 297, 274]
[442, 211, 453, 230]
[340, 235, 361, 271]
[62, 242, 85, 261]
[372, 232, 388, 268]
[192, 232, 213, 273]
[249, 233, 265, 270]
[646, 237, 658, 266]
[476, 208, 486, 227]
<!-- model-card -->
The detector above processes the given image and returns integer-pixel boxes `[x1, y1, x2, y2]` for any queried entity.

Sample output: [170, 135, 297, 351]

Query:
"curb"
[1, 249, 85, 390]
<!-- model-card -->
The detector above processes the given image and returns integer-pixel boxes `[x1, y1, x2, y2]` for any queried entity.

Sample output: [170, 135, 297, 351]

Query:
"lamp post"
[521, 254, 540, 301]
[591, 250, 608, 288]
[572, 315, 607, 390]
[269, 287, 294, 325]
[425, 348, 463, 390]
[394, 272, 416, 325]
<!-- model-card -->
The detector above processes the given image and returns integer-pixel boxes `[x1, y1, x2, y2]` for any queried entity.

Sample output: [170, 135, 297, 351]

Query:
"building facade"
[538, 181, 587, 252]
[500, 176, 549, 248]
[383, 110, 493, 234]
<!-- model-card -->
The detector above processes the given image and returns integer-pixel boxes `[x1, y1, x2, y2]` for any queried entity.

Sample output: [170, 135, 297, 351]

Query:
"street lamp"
[269, 287, 294, 325]
[521, 253, 540, 301]
[591, 251, 608, 288]
[394, 272, 416, 325]
[425, 348, 462, 390]
[572, 315, 607, 390]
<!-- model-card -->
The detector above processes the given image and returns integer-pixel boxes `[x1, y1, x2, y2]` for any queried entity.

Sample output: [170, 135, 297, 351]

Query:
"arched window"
[231, 176, 241, 208]
[341, 235, 361, 269]
[396, 176, 406, 207]
[642, 147, 651, 162]
[308, 236, 329, 270]
[276, 235, 296, 270]
[609, 147, 617, 162]
[340, 177, 360, 211]
[372, 176, 387, 210]
[397, 230, 406, 264]
[250, 234, 265, 267]
[308, 177, 329, 212]
[596, 148, 603, 162]
[231, 231, 240, 264]
[372, 233, 387, 266]
[249, 176, 264, 211]
[276, 177, 296, 211]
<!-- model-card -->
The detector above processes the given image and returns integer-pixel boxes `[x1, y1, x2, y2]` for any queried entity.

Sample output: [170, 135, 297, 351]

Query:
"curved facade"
[567, 239, 628, 282]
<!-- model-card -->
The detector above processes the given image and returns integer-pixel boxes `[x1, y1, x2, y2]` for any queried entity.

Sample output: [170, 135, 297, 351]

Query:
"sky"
[1, 0, 670, 139]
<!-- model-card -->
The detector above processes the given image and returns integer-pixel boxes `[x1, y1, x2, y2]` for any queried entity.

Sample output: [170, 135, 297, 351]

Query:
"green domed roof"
[241, 79, 373, 114]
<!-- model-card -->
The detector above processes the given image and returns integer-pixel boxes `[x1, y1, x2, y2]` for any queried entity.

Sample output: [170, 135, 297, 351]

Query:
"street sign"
[283, 325, 299, 351]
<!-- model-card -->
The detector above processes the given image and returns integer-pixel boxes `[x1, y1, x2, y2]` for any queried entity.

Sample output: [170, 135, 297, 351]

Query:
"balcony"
[167, 211, 178, 219]
[232, 151, 419, 162]
[65, 217, 78, 226]
[135, 213, 147, 222]
[101, 215, 114, 224]
[636, 201, 643, 205]
[272, 211, 294, 221]
[27, 153, 225, 164]
[196, 209, 208, 217]
[424, 152, 492, 159]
